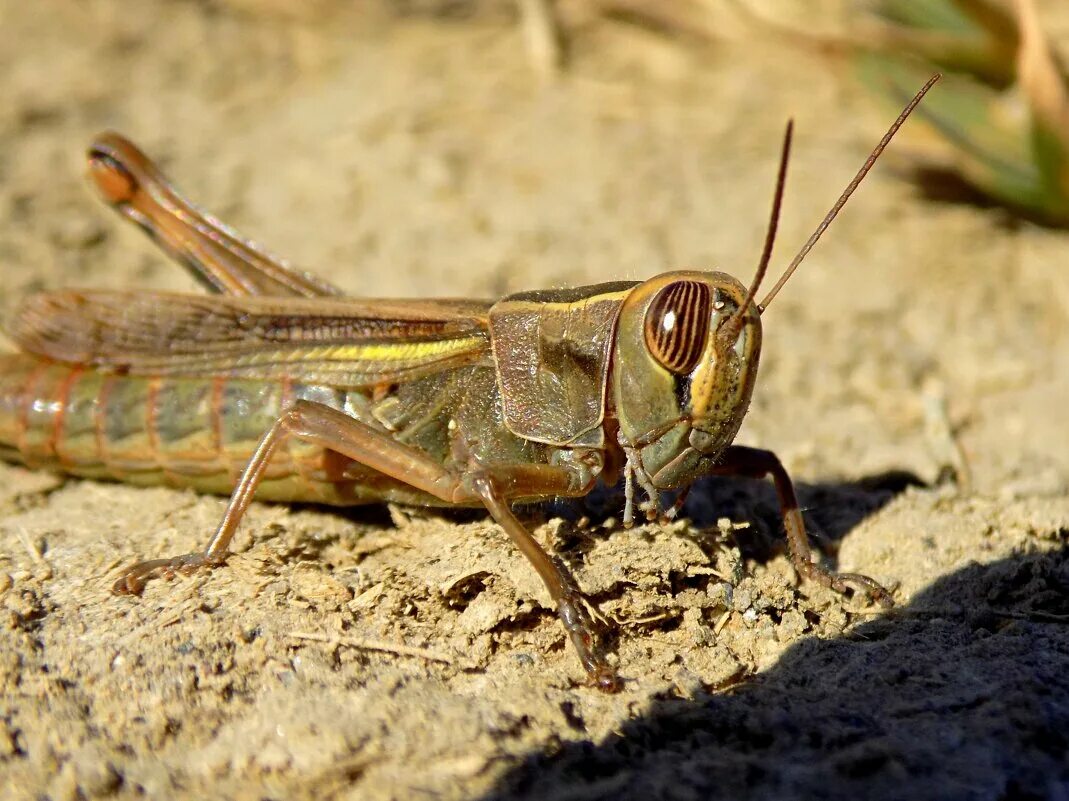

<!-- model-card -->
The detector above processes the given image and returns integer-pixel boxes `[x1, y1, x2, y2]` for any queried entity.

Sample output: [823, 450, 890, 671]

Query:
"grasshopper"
[0, 77, 938, 691]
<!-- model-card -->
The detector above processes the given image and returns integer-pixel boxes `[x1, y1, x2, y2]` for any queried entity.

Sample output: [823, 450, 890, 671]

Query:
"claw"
[557, 594, 621, 693]
[802, 562, 895, 609]
[111, 552, 225, 596]
[835, 572, 896, 608]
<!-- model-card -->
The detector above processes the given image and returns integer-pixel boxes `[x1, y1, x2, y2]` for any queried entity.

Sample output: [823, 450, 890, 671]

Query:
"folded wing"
[10, 290, 493, 387]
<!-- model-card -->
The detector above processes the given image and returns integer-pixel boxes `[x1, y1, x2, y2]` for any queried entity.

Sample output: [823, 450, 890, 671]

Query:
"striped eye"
[643, 280, 712, 374]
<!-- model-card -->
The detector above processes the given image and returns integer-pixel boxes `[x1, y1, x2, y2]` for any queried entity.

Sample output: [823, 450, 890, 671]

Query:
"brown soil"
[1, 2, 1068, 799]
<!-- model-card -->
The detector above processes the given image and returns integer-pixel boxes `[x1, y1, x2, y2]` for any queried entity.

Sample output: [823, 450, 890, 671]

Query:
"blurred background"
[1, 2, 1068, 799]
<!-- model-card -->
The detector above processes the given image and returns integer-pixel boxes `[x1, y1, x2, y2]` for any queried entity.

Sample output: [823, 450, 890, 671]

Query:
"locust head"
[610, 119, 789, 491]
[610, 270, 762, 485]
[608, 73, 940, 496]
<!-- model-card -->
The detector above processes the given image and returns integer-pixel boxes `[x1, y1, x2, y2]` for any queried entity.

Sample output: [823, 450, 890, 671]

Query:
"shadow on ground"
[550, 470, 925, 561]
[483, 542, 1069, 801]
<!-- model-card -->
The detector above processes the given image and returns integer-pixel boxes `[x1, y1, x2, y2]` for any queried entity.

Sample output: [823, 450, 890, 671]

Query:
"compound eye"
[643, 280, 711, 374]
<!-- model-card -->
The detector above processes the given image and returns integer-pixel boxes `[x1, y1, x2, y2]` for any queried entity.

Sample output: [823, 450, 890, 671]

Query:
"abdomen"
[0, 353, 383, 504]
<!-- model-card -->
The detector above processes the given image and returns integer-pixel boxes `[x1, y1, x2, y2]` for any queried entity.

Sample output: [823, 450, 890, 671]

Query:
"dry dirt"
[1, 2, 1068, 799]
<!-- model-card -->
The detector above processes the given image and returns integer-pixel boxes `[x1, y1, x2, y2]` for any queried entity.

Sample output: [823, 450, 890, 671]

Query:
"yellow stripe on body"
[269, 336, 489, 365]
[96, 334, 491, 386]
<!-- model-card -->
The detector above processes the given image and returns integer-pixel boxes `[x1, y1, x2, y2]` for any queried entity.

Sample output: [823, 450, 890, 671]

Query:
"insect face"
[611, 270, 762, 482]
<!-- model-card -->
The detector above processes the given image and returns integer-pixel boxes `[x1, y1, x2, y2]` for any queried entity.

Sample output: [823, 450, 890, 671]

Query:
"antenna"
[719, 119, 792, 347]
[758, 73, 941, 313]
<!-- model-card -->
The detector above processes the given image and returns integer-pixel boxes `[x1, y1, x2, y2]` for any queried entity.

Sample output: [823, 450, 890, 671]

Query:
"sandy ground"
[1, 1, 1068, 799]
